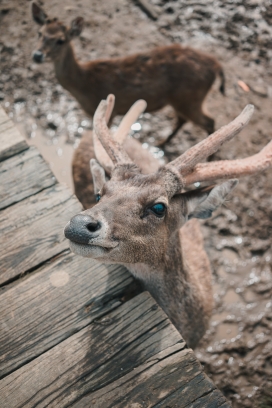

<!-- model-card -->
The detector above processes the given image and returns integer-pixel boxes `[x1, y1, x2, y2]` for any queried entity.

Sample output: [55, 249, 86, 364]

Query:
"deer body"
[55, 43, 221, 121]
[71, 99, 213, 347]
[32, 3, 225, 144]
[64, 95, 271, 348]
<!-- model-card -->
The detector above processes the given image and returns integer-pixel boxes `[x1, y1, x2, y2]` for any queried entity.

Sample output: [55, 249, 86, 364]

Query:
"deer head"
[64, 96, 271, 267]
[31, 2, 84, 63]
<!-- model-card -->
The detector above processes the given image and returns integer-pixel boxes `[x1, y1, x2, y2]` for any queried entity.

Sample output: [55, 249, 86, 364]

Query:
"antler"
[166, 104, 272, 186]
[167, 105, 254, 175]
[93, 94, 115, 173]
[93, 95, 147, 172]
[114, 99, 147, 144]
[184, 140, 272, 184]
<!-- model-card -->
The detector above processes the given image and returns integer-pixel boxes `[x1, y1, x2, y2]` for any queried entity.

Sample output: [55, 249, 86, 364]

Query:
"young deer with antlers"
[31, 2, 225, 145]
[65, 95, 272, 348]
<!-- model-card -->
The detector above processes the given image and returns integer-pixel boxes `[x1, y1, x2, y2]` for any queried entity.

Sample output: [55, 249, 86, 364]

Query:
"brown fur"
[64, 99, 241, 348]
[72, 131, 96, 210]
[66, 98, 272, 348]
[32, 3, 225, 144]
[65, 155, 236, 348]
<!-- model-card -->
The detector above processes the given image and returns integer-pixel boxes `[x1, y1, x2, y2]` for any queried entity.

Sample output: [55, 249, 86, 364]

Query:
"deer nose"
[64, 214, 101, 244]
[32, 50, 44, 63]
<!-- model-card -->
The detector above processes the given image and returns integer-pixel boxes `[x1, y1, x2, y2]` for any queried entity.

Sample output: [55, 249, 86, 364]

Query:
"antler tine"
[105, 94, 115, 123]
[93, 94, 115, 173]
[93, 96, 133, 166]
[114, 100, 147, 144]
[184, 140, 272, 185]
[167, 104, 254, 175]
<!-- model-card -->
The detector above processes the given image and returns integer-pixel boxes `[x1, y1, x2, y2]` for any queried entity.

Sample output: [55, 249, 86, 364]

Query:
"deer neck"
[125, 226, 211, 348]
[54, 44, 81, 88]
[53, 44, 95, 115]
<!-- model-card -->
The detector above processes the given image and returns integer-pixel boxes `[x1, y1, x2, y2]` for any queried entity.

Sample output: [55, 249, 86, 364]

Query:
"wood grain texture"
[0, 184, 82, 285]
[0, 252, 133, 378]
[75, 350, 231, 408]
[0, 107, 28, 161]
[0, 146, 56, 209]
[0, 292, 185, 408]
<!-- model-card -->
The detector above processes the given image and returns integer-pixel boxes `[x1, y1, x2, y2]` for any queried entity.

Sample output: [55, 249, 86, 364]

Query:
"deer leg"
[157, 115, 187, 147]
[190, 111, 215, 135]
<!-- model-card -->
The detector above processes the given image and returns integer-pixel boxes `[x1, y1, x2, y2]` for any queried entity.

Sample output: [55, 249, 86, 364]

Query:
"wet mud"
[1, 0, 272, 406]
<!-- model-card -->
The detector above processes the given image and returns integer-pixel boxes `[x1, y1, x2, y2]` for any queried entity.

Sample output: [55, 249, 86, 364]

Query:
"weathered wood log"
[0, 184, 81, 285]
[0, 107, 28, 161]
[0, 292, 188, 408]
[0, 146, 56, 210]
[0, 252, 133, 378]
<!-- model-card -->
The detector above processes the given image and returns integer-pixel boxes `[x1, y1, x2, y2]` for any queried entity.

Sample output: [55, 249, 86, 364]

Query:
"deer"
[31, 2, 225, 146]
[64, 95, 272, 348]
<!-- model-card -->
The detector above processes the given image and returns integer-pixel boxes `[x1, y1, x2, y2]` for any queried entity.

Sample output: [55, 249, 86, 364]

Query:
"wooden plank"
[0, 293, 185, 408]
[0, 107, 28, 161]
[75, 352, 230, 408]
[0, 252, 133, 378]
[185, 389, 231, 408]
[0, 146, 56, 210]
[0, 184, 82, 285]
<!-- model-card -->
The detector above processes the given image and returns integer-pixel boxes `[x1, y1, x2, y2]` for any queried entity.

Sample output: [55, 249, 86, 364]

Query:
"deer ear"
[68, 17, 84, 38]
[183, 179, 238, 220]
[90, 159, 106, 195]
[32, 2, 47, 25]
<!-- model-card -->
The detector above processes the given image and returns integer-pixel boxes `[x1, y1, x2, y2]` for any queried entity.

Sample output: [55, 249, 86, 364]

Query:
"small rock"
[250, 84, 268, 97]
[47, 122, 58, 130]
[65, 6, 77, 11]
[0, 92, 5, 101]
[222, 248, 240, 263]
[0, 6, 10, 15]
[224, 289, 241, 304]
[14, 89, 27, 103]
[243, 288, 258, 303]
[250, 238, 270, 254]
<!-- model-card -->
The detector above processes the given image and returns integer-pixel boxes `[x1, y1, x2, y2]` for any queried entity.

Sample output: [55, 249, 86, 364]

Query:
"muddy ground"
[1, 0, 272, 406]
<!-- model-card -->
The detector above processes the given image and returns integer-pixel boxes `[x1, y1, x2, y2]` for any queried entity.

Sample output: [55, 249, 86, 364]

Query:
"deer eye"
[150, 203, 166, 217]
[56, 39, 65, 45]
[95, 193, 101, 202]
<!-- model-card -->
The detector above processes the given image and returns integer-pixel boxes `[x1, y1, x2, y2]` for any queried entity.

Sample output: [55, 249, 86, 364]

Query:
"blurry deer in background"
[65, 95, 272, 348]
[31, 2, 225, 146]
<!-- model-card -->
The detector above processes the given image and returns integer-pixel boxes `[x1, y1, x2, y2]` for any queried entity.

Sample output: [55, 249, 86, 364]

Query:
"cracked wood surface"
[0, 107, 28, 161]
[0, 107, 231, 407]
[0, 184, 81, 285]
[0, 146, 56, 210]
[0, 252, 133, 378]
[0, 292, 230, 408]
[0, 293, 183, 407]
[75, 347, 230, 408]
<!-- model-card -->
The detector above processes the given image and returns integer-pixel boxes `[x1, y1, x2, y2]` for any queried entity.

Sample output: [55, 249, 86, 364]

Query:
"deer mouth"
[68, 240, 118, 258]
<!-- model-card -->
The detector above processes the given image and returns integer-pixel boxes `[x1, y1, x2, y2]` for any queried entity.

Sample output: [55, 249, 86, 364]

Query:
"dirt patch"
[1, 0, 272, 406]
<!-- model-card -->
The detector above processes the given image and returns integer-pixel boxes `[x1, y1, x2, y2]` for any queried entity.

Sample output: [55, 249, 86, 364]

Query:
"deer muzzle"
[32, 50, 44, 63]
[64, 213, 118, 260]
[64, 214, 101, 245]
